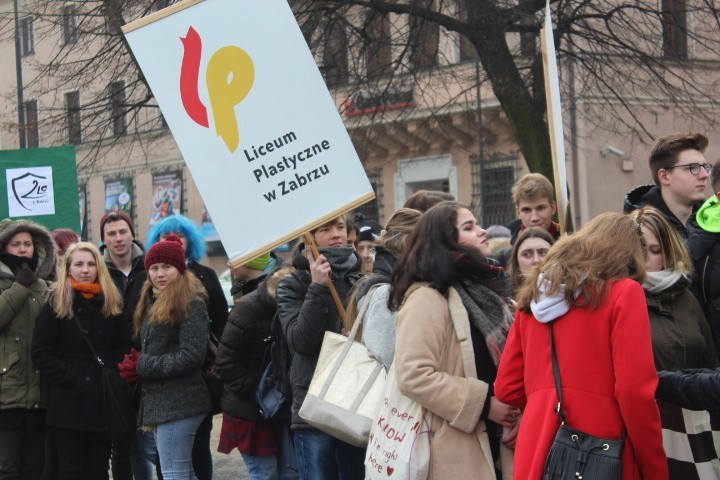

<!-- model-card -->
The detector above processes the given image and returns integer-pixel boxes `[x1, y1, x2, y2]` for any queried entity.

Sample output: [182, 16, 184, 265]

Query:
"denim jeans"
[155, 414, 204, 480]
[294, 429, 365, 480]
[240, 426, 299, 480]
[132, 429, 158, 480]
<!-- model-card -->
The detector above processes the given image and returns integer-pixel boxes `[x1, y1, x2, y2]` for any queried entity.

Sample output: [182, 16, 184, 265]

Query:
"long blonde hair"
[53, 242, 122, 319]
[516, 213, 647, 311]
[133, 269, 206, 337]
[630, 206, 691, 274]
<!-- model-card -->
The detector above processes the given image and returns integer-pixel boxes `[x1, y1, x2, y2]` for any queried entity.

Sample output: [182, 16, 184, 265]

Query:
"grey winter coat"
[0, 219, 54, 415]
[136, 296, 211, 426]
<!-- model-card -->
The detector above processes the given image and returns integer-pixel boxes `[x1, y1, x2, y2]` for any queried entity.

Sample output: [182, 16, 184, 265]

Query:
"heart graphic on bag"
[386, 466, 394, 476]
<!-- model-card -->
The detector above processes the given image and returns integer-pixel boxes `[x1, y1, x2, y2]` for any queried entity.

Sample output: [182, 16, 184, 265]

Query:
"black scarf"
[0, 252, 39, 275]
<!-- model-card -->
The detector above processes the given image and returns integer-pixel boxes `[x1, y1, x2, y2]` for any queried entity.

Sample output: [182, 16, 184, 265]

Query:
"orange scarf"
[71, 280, 102, 299]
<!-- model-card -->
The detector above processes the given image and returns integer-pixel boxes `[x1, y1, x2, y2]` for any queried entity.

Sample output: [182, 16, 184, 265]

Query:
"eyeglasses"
[663, 162, 713, 175]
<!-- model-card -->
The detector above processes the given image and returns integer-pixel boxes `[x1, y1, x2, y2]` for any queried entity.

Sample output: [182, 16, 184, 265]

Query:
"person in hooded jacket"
[215, 265, 298, 480]
[0, 218, 55, 480]
[688, 159, 720, 358]
[623, 132, 711, 239]
[31, 242, 131, 480]
[631, 206, 718, 371]
[631, 206, 718, 478]
[275, 216, 364, 480]
[495, 212, 668, 480]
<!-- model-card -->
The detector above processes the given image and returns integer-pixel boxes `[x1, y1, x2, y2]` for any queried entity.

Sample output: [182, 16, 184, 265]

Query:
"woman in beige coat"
[388, 201, 517, 478]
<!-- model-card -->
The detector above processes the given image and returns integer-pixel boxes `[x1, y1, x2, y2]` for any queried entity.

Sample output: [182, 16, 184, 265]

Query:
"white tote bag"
[298, 285, 387, 447]
[364, 362, 431, 480]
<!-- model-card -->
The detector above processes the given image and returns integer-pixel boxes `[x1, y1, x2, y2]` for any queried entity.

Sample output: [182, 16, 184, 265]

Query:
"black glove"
[15, 263, 35, 288]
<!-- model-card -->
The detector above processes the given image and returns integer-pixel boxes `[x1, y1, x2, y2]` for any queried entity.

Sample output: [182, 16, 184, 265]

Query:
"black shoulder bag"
[74, 317, 135, 441]
[544, 323, 624, 480]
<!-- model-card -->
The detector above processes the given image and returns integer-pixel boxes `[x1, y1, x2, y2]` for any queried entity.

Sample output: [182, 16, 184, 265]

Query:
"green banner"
[0, 146, 80, 232]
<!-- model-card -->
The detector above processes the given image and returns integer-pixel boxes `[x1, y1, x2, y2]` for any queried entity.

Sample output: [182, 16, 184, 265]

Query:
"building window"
[409, 0, 439, 69]
[63, 6, 79, 45]
[662, 0, 687, 59]
[24, 100, 39, 148]
[456, 2, 475, 62]
[322, 23, 348, 88]
[366, 13, 392, 79]
[394, 154, 458, 207]
[472, 155, 518, 227]
[66, 91, 81, 145]
[20, 17, 34, 55]
[354, 170, 383, 221]
[110, 81, 127, 136]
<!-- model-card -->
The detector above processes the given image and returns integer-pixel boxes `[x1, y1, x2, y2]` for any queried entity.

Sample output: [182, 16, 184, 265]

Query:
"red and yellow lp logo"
[180, 26, 254, 153]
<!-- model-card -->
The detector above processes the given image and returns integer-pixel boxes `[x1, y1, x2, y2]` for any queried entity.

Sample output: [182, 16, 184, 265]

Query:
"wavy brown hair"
[52, 242, 122, 319]
[133, 269, 207, 337]
[516, 212, 647, 312]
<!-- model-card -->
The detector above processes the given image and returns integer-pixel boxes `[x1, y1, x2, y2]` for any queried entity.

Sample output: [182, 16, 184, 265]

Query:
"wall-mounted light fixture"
[600, 145, 633, 172]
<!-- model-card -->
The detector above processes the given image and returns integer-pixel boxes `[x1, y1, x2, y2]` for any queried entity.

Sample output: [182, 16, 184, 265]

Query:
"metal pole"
[14, 0, 26, 148]
[475, 56, 484, 223]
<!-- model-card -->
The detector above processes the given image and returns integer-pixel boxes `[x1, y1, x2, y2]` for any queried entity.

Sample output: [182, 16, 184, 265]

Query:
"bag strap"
[73, 316, 105, 368]
[318, 283, 385, 400]
[549, 323, 566, 424]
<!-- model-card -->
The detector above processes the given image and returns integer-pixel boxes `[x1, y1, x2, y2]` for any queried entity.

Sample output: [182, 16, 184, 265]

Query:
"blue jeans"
[132, 429, 158, 480]
[240, 426, 298, 480]
[155, 414, 204, 480]
[294, 429, 365, 480]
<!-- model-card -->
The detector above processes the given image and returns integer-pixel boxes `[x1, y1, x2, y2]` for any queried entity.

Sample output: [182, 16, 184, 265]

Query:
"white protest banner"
[541, 0, 569, 234]
[122, 0, 374, 266]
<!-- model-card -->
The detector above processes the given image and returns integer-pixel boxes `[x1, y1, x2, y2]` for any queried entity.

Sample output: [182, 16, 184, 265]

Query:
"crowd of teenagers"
[2, 131, 720, 480]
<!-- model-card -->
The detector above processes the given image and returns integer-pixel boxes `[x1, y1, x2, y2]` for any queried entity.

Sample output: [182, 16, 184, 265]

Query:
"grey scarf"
[317, 246, 360, 300]
[455, 279, 513, 366]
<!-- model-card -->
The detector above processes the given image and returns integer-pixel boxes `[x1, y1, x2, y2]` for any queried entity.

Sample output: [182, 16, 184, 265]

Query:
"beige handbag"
[298, 284, 387, 447]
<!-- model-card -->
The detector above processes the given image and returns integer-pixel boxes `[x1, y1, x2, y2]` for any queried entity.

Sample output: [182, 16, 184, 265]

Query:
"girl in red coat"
[495, 212, 668, 479]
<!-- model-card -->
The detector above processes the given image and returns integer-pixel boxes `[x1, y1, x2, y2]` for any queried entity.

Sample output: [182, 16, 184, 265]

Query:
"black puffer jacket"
[215, 270, 282, 422]
[624, 184, 698, 239]
[275, 245, 362, 429]
[657, 368, 720, 410]
[31, 293, 131, 432]
[688, 225, 720, 357]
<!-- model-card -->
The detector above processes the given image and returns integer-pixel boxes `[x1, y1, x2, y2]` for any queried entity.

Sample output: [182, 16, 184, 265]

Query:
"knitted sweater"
[136, 296, 211, 426]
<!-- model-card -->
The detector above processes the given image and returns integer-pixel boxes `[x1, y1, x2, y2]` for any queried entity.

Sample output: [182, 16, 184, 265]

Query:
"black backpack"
[255, 312, 293, 423]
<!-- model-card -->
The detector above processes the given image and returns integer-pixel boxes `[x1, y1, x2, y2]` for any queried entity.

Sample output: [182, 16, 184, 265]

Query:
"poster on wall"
[0, 146, 80, 231]
[122, 0, 374, 266]
[200, 206, 219, 242]
[150, 171, 183, 226]
[105, 178, 133, 215]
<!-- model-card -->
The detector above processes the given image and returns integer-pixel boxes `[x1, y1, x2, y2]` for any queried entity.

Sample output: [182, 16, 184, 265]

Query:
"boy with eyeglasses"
[688, 159, 720, 357]
[624, 132, 712, 239]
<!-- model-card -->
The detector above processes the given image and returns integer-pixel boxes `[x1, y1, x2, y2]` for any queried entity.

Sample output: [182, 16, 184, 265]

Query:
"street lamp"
[13, 0, 26, 148]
